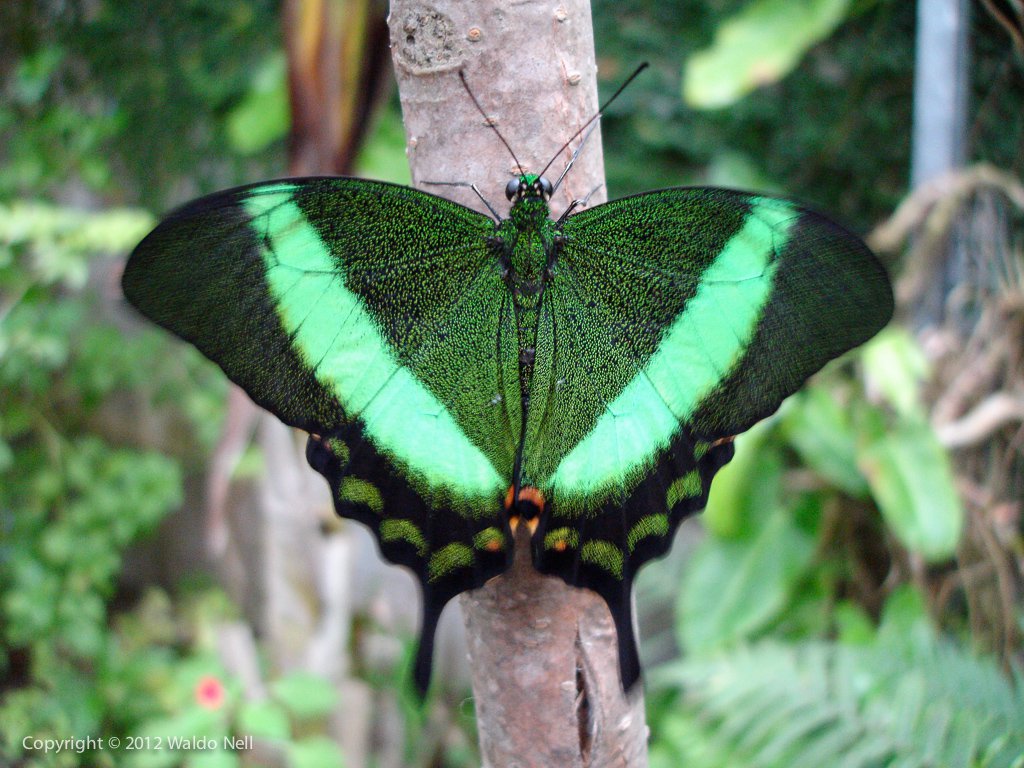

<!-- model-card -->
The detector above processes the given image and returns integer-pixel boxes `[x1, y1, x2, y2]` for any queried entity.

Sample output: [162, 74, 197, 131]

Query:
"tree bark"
[387, 2, 648, 765]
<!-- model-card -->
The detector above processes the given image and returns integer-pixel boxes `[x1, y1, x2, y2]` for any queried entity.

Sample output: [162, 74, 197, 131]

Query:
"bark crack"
[575, 629, 593, 766]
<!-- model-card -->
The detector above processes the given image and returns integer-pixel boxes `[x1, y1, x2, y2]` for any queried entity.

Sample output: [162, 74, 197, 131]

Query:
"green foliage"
[0, 203, 182, 668]
[858, 329, 963, 560]
[775, 331, 963, 566]
[2, 2, 1020, 766]
[269, 672, 340, 722]
[225, 52, 291, 157]
[3, 584, 349, 768]
[0, 200, 226, 766]
[860, 420, 964, 561]
[683, 0, 853, 109]
[286, 737, 348, 768]
[651, 590, 1024, 768]
[123, 648, 347, 768]
[780, 385, 869, 497]
[649, 331, 1018, 765]
[680, 509, 815, 653]
[596, 0, 1024, 232]
[354, 105, 414, 186]
[593, 0, 916, 229]
[677, 337, 966, 657]
[0, 0, 284, 208]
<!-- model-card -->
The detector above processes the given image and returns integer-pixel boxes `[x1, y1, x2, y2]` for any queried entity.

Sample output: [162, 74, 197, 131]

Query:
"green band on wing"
[580, 540, 624, 578]
[380, 519, 428, 556]
[245, 188, 504, 507]
[627, 514, 669, 552]
[321, 437, 350, 464]
[543, 527, 580, 551]
[472, 527, 505, 551]
[666, 470, 702, 509]
[428, 542, 474, 582]
[338, 477, 384, 514]
[549, 200, 795, 511]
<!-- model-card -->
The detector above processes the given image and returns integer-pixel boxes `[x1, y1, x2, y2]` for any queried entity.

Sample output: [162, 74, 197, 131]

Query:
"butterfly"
[121, 71, 893, 696]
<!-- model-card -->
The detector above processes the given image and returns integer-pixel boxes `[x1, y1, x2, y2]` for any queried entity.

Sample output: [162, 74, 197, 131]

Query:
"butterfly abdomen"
[504, 484, 546, 536]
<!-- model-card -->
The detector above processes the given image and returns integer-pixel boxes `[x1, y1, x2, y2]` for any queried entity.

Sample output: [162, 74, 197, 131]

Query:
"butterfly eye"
[505, 178, 520, 201]
[538, 176, 553, 199]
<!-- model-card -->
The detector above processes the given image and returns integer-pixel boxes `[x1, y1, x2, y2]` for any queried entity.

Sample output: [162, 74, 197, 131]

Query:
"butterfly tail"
[604, 586, 642, 690]
[412, 598, 443, 698]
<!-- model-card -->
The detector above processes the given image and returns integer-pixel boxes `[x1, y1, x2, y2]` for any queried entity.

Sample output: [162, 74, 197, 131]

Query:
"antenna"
[537, 61, 650, 183]
[458, 70, 525, 176]
[551, 119, 599, 194]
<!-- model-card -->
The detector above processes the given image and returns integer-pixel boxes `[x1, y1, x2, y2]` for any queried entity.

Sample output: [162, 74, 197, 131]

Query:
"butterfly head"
[505, 174, 553, 203]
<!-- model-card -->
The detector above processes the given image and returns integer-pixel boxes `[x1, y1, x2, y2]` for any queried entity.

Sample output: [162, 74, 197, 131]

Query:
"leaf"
[861, 328, 930, 419]
[651, 638, 1024, 768]
[236, 700, 290, 741]
[781, 386, 869, 497]
[187, 751, 240, 768]
[876, 585, 937, 655]
[270, 672, 338, 721]
[225, 53, 289, 155]
[134, 708, 225, 745]
[684, 0, 852, 109]
[705, 151, 779, 191]
[833, 601, 875, 646]
[287, 737, 346, 768]
[679, 510, 815, 654]
[354, 106, 413, 186]
[12, 46, 64, 105]
[703, 421, 784, 539]
[858, 421, 963, 562]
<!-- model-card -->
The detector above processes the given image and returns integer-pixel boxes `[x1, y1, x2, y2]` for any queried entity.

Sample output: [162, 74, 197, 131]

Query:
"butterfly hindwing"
[533, 429, 735, 688]
[528, 189, 893, 685]
[123, 178, 521, 692]
[306, 428, 511, 693]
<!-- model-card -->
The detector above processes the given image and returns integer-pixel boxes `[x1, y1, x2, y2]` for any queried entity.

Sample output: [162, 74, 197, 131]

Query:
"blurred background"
[2, 0, 1023, 766]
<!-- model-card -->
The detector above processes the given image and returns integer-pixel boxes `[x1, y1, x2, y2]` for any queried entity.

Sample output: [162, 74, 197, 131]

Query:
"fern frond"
[651, 639, 1024, 768]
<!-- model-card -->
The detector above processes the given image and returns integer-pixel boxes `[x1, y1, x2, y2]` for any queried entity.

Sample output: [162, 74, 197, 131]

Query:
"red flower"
[195, 675, 226, 710]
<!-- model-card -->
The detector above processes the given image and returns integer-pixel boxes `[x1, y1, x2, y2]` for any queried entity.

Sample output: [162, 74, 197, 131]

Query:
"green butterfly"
[123, 118, 892, 697]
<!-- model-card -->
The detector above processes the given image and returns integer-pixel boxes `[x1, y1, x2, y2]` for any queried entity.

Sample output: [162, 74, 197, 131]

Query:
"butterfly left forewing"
[527, 187, 892, 687]
[124, 177, 521, 693]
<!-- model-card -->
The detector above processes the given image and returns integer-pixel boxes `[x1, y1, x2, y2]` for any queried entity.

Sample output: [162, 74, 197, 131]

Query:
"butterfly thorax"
[493, 176, 562, 470]
[495, 174, 557, 285]
[499, 197, 557, 286]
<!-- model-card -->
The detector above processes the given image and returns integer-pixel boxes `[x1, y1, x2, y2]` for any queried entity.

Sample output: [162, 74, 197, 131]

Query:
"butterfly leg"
[421, 180, 502, 220]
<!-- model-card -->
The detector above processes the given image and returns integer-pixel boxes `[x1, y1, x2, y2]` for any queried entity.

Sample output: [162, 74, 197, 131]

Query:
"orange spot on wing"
[484, 539, 502, 552]
[519, 486, 546, 512]
[504, 485, 515, 510]
[553, 539, 567, 552]
[509, 515, 520, 533]
[526, 517, 539, 535]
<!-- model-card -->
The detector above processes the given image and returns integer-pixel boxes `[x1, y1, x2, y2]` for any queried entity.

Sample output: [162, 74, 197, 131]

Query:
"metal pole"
[911, 0, 971, 188]
[910, 0, 971, 328]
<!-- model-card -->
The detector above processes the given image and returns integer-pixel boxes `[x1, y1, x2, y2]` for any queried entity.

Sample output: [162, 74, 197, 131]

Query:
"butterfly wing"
[122, 177, 521, 692]
[526, 188, 893, 687]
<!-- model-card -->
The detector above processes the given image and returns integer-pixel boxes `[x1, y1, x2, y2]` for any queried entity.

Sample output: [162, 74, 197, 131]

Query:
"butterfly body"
[123, 172, 892, 695]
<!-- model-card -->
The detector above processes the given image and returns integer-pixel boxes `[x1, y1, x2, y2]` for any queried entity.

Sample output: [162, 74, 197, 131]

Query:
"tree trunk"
[387, 2, 649, 765]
